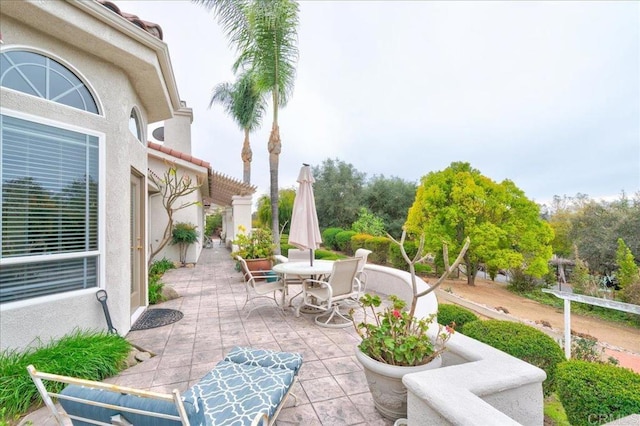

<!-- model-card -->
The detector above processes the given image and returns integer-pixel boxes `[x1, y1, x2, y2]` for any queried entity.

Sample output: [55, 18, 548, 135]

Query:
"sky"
[120, 0, 640, 206]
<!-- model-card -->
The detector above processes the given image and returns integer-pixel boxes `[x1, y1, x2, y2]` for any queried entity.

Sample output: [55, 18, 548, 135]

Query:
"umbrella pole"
[309, 249, 313, 266]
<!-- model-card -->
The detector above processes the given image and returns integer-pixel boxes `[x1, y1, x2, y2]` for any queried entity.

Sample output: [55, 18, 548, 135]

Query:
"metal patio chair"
[296, 258, 360, 328]
[237, 256, 286, 319]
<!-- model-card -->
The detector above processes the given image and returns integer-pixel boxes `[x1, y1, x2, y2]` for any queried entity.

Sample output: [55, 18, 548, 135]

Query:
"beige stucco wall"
[0, 3, 175, 350]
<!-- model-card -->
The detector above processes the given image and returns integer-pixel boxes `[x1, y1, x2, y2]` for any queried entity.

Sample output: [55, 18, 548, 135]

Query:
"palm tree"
[210, 70, 265, 184]
[195, 0, 299, 254]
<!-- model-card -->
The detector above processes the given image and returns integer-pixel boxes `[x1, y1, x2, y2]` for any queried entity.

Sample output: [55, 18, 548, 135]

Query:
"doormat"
[130, 309, 183, 331]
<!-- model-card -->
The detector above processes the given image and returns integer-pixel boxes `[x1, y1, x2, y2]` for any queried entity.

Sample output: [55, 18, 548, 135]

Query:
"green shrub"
[149, 258, 175, 277]
[556, 360, 640, 426]
[149, 274, 165, 304]
[351, 207, 385, 236]
[364, 236, 391, 264]
[148, 258, 173, 304]
[415, 263, 432, 274]
[322, 227, 343, 250]
[507, 267, 539, 292]
[389, 240, 418, 271]
[205, 212, 222, 237]
[0, 330, 131, 418]
[351, 233, 373, 252]
[461, 320, 565, 395]
[437, 304, 479, 329]
[335, 230, 357, 254]
[315, 249, 347, 260]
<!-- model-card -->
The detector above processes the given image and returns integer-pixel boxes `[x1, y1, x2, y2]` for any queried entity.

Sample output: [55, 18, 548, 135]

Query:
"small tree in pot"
[352, 229, 470, 420]
[171, 222, 199, 265]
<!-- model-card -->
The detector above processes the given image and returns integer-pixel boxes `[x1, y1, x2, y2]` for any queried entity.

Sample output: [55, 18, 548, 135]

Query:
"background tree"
[148, 166, 202, 266]
[615, 238, 639, 291]
[351, 207, 386, 236]
[313, 158, 366, 229]
[406, 162, 554, 286]
[197, 0, 299, 254]
[209, 70, 266, 184]
[255, 188, 295, 234]
[362, 174, 417, 238]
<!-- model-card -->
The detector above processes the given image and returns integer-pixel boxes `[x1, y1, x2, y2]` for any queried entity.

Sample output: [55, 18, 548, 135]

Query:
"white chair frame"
[237, 256, 286, 319]
[296, 258, 360, 328]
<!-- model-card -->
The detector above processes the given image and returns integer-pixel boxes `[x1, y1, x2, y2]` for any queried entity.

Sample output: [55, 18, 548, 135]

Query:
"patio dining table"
[272, 260, 334, 309]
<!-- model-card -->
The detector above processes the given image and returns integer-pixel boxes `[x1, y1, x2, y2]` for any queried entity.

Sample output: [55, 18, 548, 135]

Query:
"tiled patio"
[23, 242, 393, 426]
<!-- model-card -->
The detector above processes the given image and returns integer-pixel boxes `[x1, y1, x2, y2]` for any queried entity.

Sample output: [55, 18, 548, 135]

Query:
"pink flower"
[392, 310, 401, 319]
[445, 325, 455, 334]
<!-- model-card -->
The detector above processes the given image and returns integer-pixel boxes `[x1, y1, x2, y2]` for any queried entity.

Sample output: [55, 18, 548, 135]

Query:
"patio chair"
[287, 248, 312, 262]
[237, 256, 286, 319]
[296, 258, 360, 328]
[279, 248, 312, 288]
[354, 248, 372, 297]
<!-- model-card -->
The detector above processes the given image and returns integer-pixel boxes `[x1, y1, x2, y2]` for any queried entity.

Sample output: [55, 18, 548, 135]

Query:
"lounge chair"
[28, 346, 303, 426]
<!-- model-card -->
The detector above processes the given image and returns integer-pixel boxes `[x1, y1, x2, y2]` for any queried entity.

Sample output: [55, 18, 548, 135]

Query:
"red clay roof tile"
[98, 1, 163, 40]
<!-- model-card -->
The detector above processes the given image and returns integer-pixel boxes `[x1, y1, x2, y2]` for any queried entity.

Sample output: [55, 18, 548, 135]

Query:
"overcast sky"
[121, 0, 639, 206]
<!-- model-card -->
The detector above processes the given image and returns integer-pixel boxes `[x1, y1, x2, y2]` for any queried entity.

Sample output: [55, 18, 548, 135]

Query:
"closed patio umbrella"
[288, 164, 322, 265]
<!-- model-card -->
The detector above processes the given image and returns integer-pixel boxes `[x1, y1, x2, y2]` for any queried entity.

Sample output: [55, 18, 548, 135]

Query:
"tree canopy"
[406, 162, 554, 285]
[544, 192, 640, 273]
[255, 188, 295, 234]
[312, 158, 366, 229]
[196, 0, 299, 254]
[209, 69, 266, 184]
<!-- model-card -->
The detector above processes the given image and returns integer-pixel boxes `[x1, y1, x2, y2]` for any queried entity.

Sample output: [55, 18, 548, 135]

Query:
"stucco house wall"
[0, 1, 180, 350]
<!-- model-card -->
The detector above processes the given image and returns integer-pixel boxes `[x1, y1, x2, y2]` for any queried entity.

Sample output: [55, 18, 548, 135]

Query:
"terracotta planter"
[244, 258, 272, 272]
[355, 349, 442, 421]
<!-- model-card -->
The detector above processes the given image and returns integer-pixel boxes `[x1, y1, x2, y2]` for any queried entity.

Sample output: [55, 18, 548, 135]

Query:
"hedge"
[556, 360, 640, 426]
[461, 320, 565, 396]
[437, 304, 479, 329]
[321, 228, 343, 250]
[364, 236, 391, 265]
[315, 249, 346, 260]
[350, 233, 373, 253]
[389, 240, 418, 271]
[335, 230, 357, 255]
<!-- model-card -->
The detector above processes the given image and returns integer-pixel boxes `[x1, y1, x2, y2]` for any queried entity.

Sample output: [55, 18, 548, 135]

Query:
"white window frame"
[0, 108, 106, 305]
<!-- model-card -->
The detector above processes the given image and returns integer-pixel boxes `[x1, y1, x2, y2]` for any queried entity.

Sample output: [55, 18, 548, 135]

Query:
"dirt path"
[434, 276, 640, 370]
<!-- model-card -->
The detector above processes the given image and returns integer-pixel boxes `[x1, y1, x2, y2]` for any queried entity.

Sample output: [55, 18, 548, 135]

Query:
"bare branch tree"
[148, 164, 202, 266]
[388, 230, 471, 318]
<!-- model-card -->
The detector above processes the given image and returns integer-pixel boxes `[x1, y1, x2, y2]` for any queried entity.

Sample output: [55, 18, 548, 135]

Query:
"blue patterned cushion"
[183, 358, 298, 425]
[59, 384, 205, 426]
[224, 346, 303, 374]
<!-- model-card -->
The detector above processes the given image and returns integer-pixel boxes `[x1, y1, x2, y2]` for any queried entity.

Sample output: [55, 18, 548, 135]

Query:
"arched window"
[129, 108, 143, 142]
[0, 50, 98, 114]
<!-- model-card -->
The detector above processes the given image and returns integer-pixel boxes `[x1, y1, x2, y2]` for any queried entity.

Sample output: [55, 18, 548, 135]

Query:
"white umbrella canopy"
[288, 164, 322, 265]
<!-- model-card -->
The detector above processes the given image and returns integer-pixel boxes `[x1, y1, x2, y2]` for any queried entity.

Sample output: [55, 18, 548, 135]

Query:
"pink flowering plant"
[352, 230, 470, 367]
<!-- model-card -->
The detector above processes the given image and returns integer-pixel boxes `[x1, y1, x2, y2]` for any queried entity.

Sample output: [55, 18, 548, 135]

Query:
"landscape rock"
[135, 351, 152, 362]
[161, 285, 180, 300]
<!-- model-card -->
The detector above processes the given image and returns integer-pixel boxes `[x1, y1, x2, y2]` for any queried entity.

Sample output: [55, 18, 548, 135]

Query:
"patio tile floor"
[21, 242, 393, 426]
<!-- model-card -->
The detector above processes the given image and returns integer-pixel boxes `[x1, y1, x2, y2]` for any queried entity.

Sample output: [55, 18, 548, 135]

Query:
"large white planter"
[356, 349, 442, 421]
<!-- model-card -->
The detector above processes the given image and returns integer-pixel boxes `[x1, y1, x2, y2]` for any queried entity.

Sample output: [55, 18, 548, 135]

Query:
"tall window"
[0, 115, 99, 303]
[129, 108, 143, 142]
[0, 50, 98, 114]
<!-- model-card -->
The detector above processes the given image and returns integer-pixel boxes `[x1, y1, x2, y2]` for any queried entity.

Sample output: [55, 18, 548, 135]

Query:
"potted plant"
[352, 230, 470, 421]
[171, 222, 199, 266]
[231, 225, 275, 271]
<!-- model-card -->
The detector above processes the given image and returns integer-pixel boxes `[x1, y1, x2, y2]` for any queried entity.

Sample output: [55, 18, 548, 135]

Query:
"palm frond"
[209, 70, 266, 132]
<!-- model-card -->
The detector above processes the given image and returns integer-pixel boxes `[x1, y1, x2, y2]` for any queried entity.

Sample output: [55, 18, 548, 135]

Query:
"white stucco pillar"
[231, 195, 253, 246]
